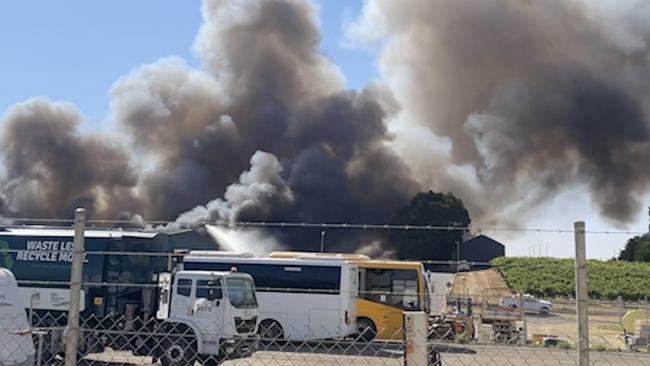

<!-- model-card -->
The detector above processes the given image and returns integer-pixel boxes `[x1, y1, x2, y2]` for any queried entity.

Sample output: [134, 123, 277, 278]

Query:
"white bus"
[183, 252, 358, 341]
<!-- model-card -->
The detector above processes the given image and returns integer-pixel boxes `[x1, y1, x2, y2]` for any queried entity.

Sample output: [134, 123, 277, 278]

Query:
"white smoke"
[172, 150, 294, 228]
[355, 239, 396, 259]
[205, 224, 285, 256]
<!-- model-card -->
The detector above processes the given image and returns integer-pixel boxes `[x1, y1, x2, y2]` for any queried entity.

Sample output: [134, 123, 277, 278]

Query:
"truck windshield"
[226, 277, 257, 309]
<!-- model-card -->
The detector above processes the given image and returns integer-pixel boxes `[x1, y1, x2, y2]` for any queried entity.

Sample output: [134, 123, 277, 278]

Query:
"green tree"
[619, 233, 650, 262]
[389, 191, 470, 260]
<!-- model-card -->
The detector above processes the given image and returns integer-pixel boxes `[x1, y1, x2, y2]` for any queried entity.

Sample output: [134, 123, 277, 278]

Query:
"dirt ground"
[449, 269, 631, 349]
[450, 269, 513, 303]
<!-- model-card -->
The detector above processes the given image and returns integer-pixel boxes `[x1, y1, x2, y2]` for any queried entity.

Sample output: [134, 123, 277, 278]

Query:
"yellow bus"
[268, 251, 431, 340]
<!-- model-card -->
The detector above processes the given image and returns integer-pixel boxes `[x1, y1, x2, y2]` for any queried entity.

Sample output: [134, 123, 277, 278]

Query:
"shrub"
[558, 340, 574, 350]
[592, 343, 608, 352]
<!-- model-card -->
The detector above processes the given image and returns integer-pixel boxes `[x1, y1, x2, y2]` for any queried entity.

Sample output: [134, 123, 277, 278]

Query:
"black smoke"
[0, 0, 419, 252]
[2, 0, 650, 254]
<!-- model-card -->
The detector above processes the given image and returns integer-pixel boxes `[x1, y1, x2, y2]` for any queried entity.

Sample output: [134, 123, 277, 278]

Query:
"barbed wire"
[13, 278, 650, 304]
[15, 279, 447, 296]
[0, 248, 181, 257]
[0, 216, 647, 235]
[0, 247, 495, 267]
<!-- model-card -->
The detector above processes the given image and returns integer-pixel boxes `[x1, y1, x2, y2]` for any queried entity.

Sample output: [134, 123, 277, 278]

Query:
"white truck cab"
[0, 268, 35, 366]
[154, 270, 258, 366]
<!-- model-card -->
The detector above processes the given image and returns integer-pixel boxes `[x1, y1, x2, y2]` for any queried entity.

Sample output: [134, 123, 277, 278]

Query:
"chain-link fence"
[425, 289, 650, 365]
[5, 308, 415, 365]
[2, 288, 650, 365]
[1, 216, 650, 365]
[3, 307, 650, 365]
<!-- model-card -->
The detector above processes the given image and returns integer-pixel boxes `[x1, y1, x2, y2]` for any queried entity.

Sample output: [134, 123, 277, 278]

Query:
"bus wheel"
[160, 326, 197, 366]
[357, 318, 377, 342]
[258, 320, 284, 341]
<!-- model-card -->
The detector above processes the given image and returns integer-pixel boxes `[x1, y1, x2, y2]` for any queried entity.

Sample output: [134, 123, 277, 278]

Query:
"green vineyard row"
[492, 257, 650, 301]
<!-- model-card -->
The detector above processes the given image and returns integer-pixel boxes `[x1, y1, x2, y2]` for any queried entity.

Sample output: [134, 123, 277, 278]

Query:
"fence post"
[518, 291, 527, 345]
[618, 296, 624, 321]
[404, 312, 429, 366]
[574, 221, 589, 366]
[65, 208, 86, 366]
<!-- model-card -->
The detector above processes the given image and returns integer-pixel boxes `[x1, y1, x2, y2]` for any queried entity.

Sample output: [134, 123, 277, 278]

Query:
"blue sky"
[0, 0, 376, 125]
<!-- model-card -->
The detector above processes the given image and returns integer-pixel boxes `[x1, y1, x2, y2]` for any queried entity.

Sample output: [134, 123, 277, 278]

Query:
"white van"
[0, 268, 35, 366]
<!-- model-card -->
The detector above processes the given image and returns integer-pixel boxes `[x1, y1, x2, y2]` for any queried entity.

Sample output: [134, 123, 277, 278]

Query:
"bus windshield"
[226, 277, 257, 309]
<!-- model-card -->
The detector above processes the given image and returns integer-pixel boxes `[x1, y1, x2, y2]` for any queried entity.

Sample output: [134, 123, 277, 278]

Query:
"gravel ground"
[78, 341, 650, 366]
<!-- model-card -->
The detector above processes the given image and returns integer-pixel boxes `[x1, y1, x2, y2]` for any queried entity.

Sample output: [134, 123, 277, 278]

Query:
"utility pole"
[574, 221, 589, 366]
[545, 243, 549, 257]
[519, 291, 527, 345]
[65, 208, 86, 366]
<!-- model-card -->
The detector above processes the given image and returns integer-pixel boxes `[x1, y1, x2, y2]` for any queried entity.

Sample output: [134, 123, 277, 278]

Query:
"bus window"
[361, 269, 420, 310]
[185, 262, 341, 294]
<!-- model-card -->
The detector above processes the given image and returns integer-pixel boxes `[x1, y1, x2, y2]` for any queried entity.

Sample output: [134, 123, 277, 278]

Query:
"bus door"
[361, 268, 421, 339]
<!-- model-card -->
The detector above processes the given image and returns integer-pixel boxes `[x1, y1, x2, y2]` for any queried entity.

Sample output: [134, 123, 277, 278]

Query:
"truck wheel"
[356, 318, 377, 342]
[258, 320, 284, 341]
[202, 358, 222, 366]
[160, 328, 197, 366]
[494, 332, 507, 344]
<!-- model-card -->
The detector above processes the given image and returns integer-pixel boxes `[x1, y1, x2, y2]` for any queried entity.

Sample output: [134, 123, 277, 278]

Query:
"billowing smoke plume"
[173, 150, 294, 227]
[0, 98, 140, 218]
[2, 0, 650, 254]
[348, 0, 650, 224]
[0, 0, 418, 252]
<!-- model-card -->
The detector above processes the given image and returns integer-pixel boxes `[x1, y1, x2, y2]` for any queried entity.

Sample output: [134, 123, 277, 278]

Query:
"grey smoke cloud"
[111, 0, 416, 251]
[110, 57, 246, 220]
[350, 0, 650, 224]
[1, 0, 649, 255]
[0, 98, 140, 218]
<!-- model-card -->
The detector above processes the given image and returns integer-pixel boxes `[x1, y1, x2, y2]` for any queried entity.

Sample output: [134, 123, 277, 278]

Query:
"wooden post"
[574, 221, 589, 366]
[65, 208, 86, 366]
